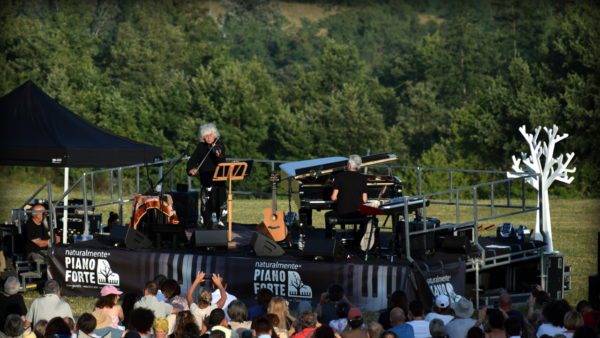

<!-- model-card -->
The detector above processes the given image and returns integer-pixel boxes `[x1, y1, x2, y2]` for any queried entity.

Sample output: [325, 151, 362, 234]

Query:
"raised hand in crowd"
[211, 273, 228, 309]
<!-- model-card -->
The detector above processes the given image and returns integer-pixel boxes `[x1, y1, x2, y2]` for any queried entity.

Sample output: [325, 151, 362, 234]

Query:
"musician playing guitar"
[187, 123, 226, 229]
[324, 155, 368, 241]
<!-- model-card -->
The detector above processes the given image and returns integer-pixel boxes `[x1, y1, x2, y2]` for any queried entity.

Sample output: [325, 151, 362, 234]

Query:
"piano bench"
[325, 212, 372, 240]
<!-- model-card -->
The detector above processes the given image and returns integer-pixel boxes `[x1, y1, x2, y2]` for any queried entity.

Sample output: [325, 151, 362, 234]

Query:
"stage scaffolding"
[14, 157, 556, 307]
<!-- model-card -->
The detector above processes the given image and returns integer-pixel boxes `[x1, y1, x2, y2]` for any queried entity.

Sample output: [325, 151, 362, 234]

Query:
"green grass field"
[1, 177, 597, 316]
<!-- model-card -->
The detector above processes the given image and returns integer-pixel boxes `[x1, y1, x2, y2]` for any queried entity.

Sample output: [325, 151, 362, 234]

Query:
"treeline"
[0, 0, 598, 196]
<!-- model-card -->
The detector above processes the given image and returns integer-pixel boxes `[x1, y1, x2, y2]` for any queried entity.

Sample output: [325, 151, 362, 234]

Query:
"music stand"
[212, 162, 248, 242]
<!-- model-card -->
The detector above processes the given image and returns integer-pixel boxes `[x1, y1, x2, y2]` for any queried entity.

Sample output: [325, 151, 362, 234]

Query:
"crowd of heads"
[1, 275, 599, 338]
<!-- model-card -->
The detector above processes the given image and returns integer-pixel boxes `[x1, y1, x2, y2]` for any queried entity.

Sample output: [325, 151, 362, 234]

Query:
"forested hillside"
[1, 0, 598, 196]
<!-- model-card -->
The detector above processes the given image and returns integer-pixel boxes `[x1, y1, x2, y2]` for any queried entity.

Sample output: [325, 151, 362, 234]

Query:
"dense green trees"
[1, 0, 598, 196]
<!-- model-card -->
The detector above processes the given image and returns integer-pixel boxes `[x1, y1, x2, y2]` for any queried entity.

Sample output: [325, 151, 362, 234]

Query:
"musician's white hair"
[199, 123, 220, 140]
[348, 154, 362, 170]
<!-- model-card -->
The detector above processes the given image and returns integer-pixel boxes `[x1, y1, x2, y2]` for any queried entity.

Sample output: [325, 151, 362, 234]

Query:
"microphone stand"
[153, 150, 189, 224]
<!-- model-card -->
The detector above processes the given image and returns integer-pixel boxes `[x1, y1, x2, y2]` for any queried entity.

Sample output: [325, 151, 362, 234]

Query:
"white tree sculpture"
[507, 125, 575, 253]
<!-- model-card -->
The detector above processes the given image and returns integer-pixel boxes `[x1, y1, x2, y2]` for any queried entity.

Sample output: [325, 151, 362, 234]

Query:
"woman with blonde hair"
[267, 297, 296, 338]
[154, 318, 169, 338]
[563, 310, 583, 338]
[186, 272, 227, 331]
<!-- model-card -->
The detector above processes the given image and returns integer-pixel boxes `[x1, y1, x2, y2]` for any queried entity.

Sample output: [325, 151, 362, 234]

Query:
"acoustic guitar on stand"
[257, 172, 288, 242]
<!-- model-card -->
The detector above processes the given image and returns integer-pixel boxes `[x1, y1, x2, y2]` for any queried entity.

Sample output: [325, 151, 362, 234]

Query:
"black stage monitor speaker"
[109, 225, 153, 249]
[125, 228, 153, 250]
[303, 238, 346, 261]
[546, 254, 565, 300]
[441, 235, 471, 254]
[195, 230, 228, 248]
[251, 232, 285, 257]
[109, 225, 129, 243]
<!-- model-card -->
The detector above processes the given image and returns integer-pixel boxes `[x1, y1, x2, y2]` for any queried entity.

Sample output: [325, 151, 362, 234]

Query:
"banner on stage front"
[48, 246, 459, 310]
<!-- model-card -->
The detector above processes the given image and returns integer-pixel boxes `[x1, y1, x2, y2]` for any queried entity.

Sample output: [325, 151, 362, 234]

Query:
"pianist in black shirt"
[325, 155, 368, 239]
[187, 123, 226, 228]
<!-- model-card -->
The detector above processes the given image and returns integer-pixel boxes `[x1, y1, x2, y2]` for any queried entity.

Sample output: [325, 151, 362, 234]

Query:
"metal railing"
[18, 157, 540, 242]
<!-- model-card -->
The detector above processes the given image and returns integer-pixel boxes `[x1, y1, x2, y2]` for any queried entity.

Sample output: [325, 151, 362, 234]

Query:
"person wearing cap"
[0, 276, 27, 329]
[94, 285, 125, 328]
[24, 204, 60, 261]
[343, 307, 369, 338]
[25, 279, 73, 328]
[444, 297, 477, 338]
[425, 295, 454, 325]
[389, 307, 415, 338]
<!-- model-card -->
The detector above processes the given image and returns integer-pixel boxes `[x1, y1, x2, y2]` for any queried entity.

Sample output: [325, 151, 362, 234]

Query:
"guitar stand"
[363, 216, 379, 262]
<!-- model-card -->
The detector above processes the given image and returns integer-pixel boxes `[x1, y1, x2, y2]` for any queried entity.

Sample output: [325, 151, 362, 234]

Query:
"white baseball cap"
[435, 294, 450, 308]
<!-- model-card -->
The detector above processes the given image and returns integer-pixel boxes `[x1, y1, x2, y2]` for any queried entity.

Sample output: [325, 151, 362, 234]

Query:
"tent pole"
[83, 173, 89, 236]
[118, 168, 123, 227]
[48, 182, 54, 248]
[63, 167, 69, 243]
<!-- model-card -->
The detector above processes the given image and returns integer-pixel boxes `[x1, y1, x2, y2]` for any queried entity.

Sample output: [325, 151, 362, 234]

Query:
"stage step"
[19, 271, 41, 290]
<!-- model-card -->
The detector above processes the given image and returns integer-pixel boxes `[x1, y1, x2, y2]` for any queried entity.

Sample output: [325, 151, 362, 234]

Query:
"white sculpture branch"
[507, 124, 576, 253]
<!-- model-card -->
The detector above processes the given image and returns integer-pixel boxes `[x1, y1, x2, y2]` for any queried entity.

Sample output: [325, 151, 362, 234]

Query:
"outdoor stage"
[46, 222, 546, 311]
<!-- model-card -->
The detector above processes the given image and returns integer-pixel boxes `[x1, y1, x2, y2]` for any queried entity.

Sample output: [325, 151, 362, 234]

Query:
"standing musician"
[324, 155, 368, 240]
[187, 123, 226, 228]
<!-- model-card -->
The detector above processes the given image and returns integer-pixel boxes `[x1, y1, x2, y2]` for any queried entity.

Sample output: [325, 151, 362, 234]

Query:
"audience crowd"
[0, 275, 598, 338]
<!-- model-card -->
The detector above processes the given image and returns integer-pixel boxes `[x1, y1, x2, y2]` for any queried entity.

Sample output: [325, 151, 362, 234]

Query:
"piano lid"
[280, 153, 397, 178]
[280, 157, 347, 177]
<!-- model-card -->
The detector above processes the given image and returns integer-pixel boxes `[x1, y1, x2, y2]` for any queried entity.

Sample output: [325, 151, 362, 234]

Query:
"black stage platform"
[47, 223, 545, 310]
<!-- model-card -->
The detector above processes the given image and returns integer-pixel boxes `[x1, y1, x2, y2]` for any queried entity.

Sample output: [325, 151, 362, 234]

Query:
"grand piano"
[280, 153, 404, 228]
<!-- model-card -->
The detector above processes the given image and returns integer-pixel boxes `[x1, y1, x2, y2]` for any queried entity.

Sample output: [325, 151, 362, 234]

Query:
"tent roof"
[0, 81, 162, 167]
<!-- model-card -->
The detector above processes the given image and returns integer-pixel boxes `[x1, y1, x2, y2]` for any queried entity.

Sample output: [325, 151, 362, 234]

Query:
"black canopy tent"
[0, 80, 162, 240]
[0, 80, 161, 167]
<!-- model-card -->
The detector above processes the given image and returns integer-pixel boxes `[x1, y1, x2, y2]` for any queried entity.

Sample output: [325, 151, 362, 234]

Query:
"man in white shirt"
[408, 300, 431, 338]
[425, 295, 454, 325]
[25, 279, 73, 328]
[134, 281, 176, 318]
[210, 275, 237, 320]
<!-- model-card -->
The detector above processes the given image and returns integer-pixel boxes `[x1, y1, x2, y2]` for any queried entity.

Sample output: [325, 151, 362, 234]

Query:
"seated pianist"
[25, 204, 60, 262]
[324, 155, 368, 241]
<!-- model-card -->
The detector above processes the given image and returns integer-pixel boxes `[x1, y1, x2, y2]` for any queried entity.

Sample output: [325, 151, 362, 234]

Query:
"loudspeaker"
[109, 225, 129, 243]
[251, 232, 285, 257]
[109, 226, 153, 249]
[170, 191, 199, 227]
[440, 235, 471, 253]
[195, 230, 228, 248]
[546, 254, 565, 300]
[303, 238, 346, 261]
[125, 228, 153, 249]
